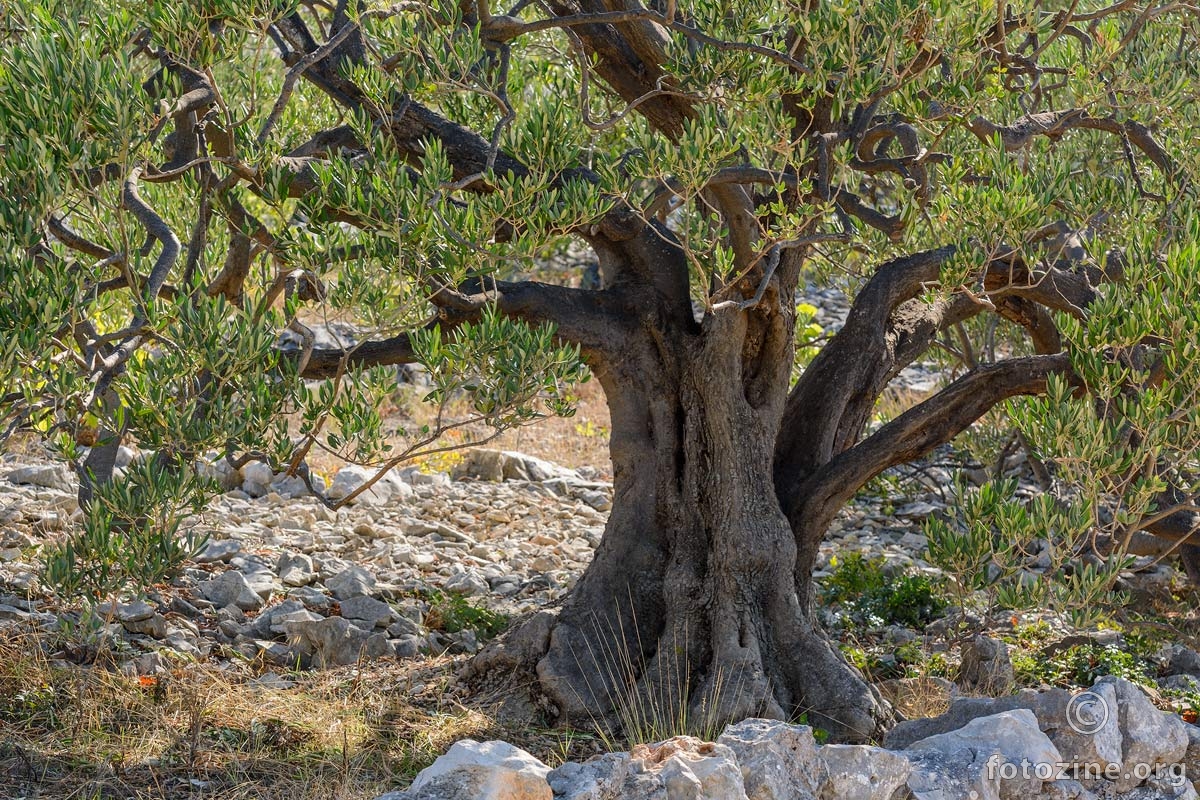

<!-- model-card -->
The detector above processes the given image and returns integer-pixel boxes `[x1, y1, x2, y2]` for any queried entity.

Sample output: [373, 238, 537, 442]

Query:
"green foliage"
[2, 0, 1200, 621]
[423, 590, 510, 641]
[1011, 642, 1155, 690]
[821, 553, 948, 629]
[413, 306, 589, 424]
[42, 460, 212, 601]
[926, 478, 1133, 627]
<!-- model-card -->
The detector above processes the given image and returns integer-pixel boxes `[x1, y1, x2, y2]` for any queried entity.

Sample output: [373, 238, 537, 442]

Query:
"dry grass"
[879, 675, 955, 721]
[0, 624, 612, 800]
[0, 628, 505, 800]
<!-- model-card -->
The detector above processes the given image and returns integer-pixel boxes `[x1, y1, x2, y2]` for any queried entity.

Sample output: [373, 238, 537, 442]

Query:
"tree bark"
[469, 299, 889, 742]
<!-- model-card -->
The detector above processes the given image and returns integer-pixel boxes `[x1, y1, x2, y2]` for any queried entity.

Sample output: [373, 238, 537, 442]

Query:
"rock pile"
[0, 448, 613, 671]
[376, 677, 1200, 799]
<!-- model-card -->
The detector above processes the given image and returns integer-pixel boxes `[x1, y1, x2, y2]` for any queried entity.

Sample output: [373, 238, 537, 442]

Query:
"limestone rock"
[547, 753, 633, 799]
[399, 739, 552, 800]
[1096, 676, 1189, 792]
[819, 744, 910, 800]
[197, 570, 264, 611]
[326, 565, 377, 599]
[629, 737, 748, 800]
[904, 709, 1064, 800]
[327, 465, 413, 505]
[241, 461, 274, 497]
[717, 718, 822, 800]
[287, 616, 391, 667]
[277, 552, 316, 587]
[339, 595, 392, 628]
[7, 464, 73, 492]
[958, 635, 1015, 696]
[454, 449, 507, 482]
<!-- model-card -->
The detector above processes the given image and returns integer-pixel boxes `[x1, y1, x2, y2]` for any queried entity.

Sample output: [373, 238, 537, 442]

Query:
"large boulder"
[326, 465, 413, 505]
[886, 685, 1123, 772]
[903, 709, 1069, 800]
[819, 745, 910, 800]
[546, 736, 746, 799]
[628, 737, 747, 800]
[716, 718, 823, 800]
[6, 464, 73, 492]
[1096, 676, 1189, 792]
[377, 739, 552, 800]
[547, 753, 635, 800]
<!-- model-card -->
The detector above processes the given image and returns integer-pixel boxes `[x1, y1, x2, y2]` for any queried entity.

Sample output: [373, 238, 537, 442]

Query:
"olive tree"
[2, 0, 1199, 740]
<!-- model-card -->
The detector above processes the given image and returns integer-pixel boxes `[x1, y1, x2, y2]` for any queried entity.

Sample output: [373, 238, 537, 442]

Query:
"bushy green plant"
[821, 553, 948, 629]
[926, 478, 1133, 627]
[423, 590, 510, 641]
[42, 459, 212, 601]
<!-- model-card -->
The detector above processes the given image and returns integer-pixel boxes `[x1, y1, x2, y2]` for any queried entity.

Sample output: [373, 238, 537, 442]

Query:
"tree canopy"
[2, 0, 1200, 740]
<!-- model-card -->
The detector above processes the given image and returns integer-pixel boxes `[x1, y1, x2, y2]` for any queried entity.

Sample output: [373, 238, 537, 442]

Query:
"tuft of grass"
[566, 604, 747, 752]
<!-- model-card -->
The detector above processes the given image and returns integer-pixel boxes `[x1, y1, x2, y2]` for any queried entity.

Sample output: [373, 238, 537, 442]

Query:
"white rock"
[444, 570, 490, 597]
[277, 552, 316, 586]
[717, 718, 823, 800]
[326, 565, 377, 599]
[1097, 676, 1190, 792]
[241, 461, 274, 497]
[629, 737, 748, 800]
[819, 745, 910, 800]
[547, 754, 633, 800]
[197, 570, 264, 611]
[327, 465, 413, 505]
[406, 739, 551, 800]
[905, 709, 1063, 800]
[195, 539, 242, 564]
[7, 464, 73, 492]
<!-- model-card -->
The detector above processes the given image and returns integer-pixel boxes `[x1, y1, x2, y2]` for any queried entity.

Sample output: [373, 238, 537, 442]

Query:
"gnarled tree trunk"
[467, 236, 890, 742]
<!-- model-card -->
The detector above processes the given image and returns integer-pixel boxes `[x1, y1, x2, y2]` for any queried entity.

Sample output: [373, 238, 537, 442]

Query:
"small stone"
[123, 613, 169, 638]
[339, 595, 392, 628]
[388, 617, 422, 638]
[286, 585, 332, 612]
[107, 599, 155, 623]
[278, 511, 315, 532]
[958, 635, 1015, 696]
[277, 552, 316, 587]
[197, 570, 264, 611]
[392, 635, 422, 659]
[326, 565, 377, 600]
[254, 639, 297, 665]
[195, 539, 242, 564]
[135, 651, 170, 675]
[444, 570, 489, 596]
[577, 490, 611, 512]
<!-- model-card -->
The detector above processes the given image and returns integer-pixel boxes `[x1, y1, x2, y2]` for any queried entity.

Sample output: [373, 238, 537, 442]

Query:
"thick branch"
[785, 353, 1075, 520]
[300, 331, 422, 379]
